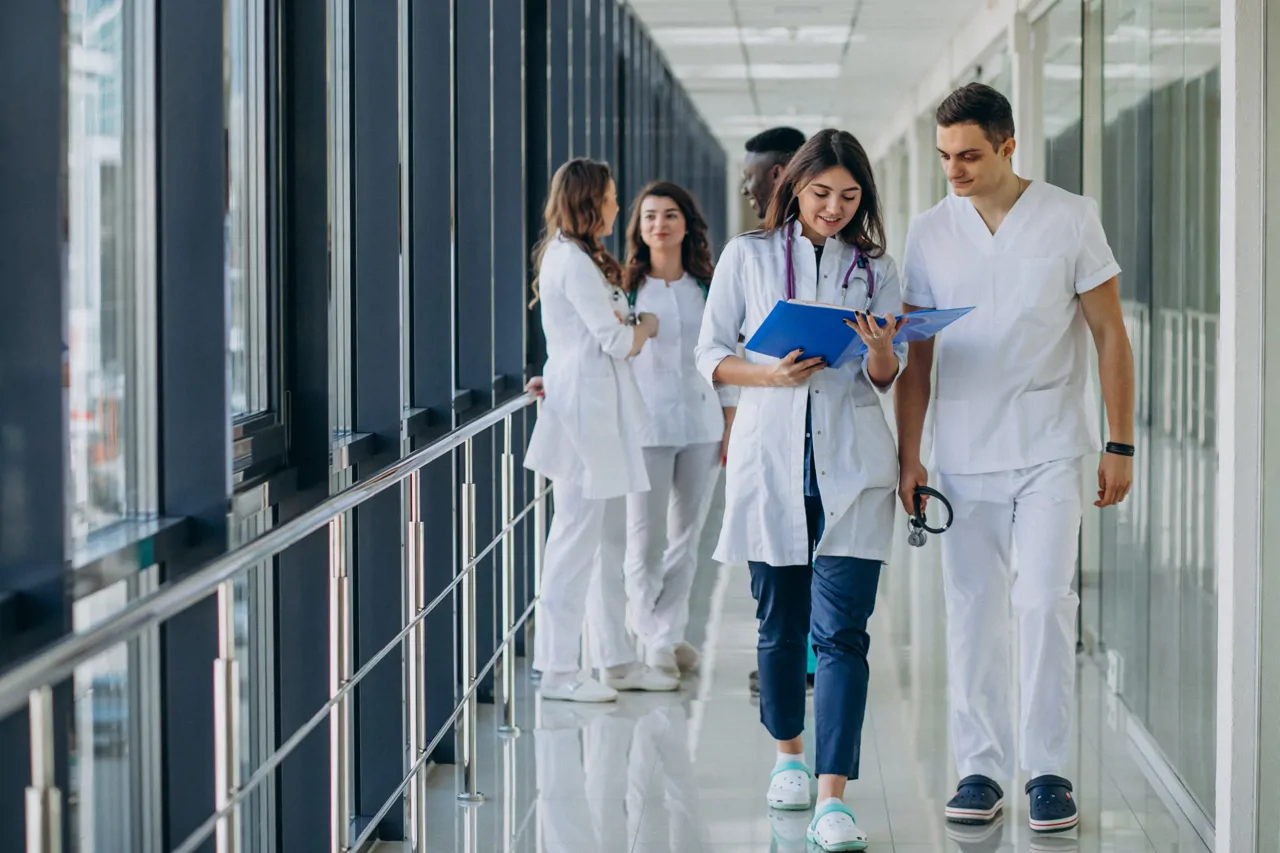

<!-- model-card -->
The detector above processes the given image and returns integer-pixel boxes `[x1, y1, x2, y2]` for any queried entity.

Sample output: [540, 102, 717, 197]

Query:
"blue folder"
[744, 302, 975, 370]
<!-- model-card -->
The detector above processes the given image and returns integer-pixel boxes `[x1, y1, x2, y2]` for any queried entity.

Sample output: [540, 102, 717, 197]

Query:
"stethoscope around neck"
[782, 217, 876, 306]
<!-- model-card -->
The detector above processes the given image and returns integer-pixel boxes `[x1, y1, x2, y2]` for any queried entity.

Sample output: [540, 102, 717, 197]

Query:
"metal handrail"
[170, 486, 549, 853]
[0, 393, 535, 722]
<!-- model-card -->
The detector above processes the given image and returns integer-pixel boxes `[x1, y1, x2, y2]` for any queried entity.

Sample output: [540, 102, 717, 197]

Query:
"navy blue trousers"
[749, 493, 882, 778]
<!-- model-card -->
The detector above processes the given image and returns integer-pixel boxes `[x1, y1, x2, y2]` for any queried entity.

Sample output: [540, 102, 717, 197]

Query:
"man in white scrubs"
[895, 83, 1134, 835]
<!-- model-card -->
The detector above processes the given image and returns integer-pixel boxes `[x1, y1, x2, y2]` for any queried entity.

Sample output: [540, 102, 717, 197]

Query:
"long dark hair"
[762, 129, 886, 258]
[623, 181, 715, 293]
[530, 158, 624, 307]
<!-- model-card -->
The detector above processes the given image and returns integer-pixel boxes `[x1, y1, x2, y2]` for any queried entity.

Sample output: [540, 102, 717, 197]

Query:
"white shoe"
[807, 801, 869, 851]
[539, 675, 618, 703]
[673, 641, 701, 673]
[602, 662, 680, 692]
[646, 646, 680, 678]
[767, 759, 814, 810]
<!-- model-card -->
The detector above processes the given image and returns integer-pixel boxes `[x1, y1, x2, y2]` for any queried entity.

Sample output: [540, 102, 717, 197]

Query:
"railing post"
[528, 399, 546, 656]
[329, 514, 353, 852]
[25, 686, 61, 853]
[498, 415, 520, 736]
[404, 471, 429, 845]
[457, 438, 484, 803]
[213, 581, 242, 853]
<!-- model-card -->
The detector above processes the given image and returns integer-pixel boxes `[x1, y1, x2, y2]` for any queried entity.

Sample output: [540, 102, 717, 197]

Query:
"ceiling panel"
[629, 0, 989, 150]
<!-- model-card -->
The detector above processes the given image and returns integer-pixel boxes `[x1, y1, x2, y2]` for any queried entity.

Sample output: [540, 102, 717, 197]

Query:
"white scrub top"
[901, 181, 1121, 476]
[695, 221, 908, 567]
[524, 234, 651, 500]
[630, 273, 738, 448]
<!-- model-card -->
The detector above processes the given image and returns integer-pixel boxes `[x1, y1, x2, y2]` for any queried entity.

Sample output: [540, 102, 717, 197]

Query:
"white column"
[1215, 0, 1266, 848]
[1008, 10, 1044, 181]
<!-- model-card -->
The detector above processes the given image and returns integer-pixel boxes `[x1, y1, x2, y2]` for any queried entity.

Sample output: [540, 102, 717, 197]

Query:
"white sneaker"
[807, 801, 869, 851]
[646, 646, 680, 678]
[539, 675, 618, 703]
[767, 759, 814, 810]
[602, 662, 680, 692]
[673, 641, 701, 673]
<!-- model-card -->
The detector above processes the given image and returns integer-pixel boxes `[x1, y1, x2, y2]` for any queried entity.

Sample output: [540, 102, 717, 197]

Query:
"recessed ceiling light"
[674, 63, 842, 80]
[650, 26, 862, 46]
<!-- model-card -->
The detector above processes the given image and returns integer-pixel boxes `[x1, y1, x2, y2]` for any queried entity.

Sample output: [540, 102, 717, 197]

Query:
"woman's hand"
[719, 406, 736, 466]
[525, 376, 545, 398]
[637, 312, 659, 338]
[766, 349, 826, 386]
[844, 311, 907, 353]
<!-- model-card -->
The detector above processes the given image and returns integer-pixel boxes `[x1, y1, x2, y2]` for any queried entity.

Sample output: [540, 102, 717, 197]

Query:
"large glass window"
[1097, 0, 1221, 818]
[226, 0, 270, 418]
[66, 0, 156, 545]
[1038, 0, 1084, 193]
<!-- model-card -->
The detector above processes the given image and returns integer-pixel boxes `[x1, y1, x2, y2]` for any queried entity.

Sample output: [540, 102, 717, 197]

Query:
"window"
[226, 0, 270, 419]
[66, 0, 157, 545]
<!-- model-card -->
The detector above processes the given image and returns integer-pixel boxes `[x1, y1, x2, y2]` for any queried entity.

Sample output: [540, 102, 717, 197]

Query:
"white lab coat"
[630, 274, 738, 448]
[695, 222, 908, 567]
[524, 234, 651, 500]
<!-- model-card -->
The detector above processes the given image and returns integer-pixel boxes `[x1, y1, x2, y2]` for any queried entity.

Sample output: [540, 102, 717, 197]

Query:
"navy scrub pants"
[748, 492, 882, 779]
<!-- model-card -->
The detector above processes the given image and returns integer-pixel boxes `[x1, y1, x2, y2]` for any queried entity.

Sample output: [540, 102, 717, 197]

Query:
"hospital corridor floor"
[374, 486, 1210, 853]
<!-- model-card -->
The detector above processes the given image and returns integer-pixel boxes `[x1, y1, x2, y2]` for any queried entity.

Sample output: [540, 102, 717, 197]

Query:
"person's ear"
[1004, 137, 1018, 160]
[770, 163, 784, 182]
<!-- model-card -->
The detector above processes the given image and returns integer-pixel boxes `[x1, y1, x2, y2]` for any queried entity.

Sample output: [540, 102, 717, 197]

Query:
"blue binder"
[744, 302, 975, 369]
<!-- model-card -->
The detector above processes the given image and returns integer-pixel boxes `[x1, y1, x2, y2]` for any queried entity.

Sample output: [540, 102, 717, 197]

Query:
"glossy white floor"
[373, 477, 1211, 853]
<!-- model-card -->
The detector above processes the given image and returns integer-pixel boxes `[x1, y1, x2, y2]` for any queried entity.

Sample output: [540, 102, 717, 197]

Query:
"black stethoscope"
[783, 219, 876, 307]
[907, 486, 954, 547]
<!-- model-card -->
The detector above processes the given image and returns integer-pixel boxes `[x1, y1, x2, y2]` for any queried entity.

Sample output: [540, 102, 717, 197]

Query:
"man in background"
[738, 127, 812, 698]
[741, 127, 807, 220]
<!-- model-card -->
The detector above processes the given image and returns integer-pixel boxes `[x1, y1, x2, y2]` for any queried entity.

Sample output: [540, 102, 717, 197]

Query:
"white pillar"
[1008, 10, 1044, 181]
[1214, 0, 1266, 848]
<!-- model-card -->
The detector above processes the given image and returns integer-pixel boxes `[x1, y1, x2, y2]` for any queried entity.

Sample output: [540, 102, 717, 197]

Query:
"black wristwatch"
[1105, 441, 1135, 457]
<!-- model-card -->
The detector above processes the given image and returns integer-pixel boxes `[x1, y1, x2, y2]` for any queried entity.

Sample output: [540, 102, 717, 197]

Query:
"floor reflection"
[374, 484, 1209, 853]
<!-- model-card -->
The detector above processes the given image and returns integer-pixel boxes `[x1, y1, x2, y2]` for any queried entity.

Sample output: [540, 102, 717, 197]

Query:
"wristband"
[1105, 442, 1135, 457]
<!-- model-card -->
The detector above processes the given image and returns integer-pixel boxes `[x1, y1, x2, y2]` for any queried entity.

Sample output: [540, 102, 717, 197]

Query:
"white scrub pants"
[533, 479, 635, 675]
[623, 443, 720, 650]
[937, 457, 1083, 784]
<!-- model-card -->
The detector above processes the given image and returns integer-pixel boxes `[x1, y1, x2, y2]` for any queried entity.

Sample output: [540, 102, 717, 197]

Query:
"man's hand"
[1096, 453, 1132, 507]
[525, 376, 545, 398]
[899, 459, 930, 516]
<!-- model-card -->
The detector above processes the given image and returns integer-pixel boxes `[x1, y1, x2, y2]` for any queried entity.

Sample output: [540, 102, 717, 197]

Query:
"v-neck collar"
[959, 179, 1037, 249]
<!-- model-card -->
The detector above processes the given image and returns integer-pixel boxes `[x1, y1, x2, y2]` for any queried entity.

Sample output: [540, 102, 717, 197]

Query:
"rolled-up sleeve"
[1074, 198, 1122, 295]
[860, 255, 909, 396]
[561, 249, 633, 359]
[695, 238, 746, 388]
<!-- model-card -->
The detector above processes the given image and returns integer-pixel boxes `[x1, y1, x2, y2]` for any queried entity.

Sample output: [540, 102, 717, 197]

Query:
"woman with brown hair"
[524, 159, 680, 703]
[694, 129, 907, 850]
[618, 181, 736, 679]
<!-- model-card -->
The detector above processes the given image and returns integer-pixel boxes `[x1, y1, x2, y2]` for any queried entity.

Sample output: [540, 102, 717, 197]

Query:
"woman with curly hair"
[525, 159, 680, 703]
[617, 181, 737, 679]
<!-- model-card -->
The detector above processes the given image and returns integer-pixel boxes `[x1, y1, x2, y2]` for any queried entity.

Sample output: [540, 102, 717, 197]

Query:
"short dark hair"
[745, 127, 807, 159]
[936, 83, 1015, 148]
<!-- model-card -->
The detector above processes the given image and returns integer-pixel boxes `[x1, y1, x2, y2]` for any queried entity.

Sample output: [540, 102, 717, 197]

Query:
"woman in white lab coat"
[695, 129, 907, 852]
[620, 181, 737, 678]
[525, 159, 681, 703]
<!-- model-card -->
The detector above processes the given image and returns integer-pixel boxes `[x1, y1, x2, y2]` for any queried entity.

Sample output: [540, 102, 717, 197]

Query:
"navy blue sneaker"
[1026, 775, 1078, 833]
[945, 775, 1004, 825]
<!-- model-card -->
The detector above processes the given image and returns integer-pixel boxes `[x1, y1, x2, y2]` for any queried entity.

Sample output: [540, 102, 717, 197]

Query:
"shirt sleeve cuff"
[901, 287, 935, 308]
[861, 344, 908, 396]
[1075, 262, 1122, 295]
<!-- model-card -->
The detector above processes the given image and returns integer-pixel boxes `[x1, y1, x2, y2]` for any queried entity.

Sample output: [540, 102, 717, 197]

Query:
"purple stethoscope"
[782, 220, 876, 307]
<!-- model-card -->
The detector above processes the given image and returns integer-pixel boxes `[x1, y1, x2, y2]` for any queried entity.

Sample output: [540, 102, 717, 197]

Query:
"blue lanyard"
[783, 222, 875, 304]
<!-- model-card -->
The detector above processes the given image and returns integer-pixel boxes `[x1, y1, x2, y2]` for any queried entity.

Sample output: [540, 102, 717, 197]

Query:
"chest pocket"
[1015, 257, 1071, 309]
